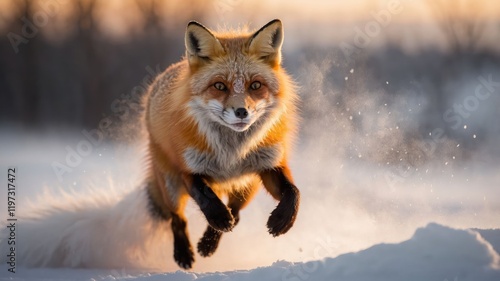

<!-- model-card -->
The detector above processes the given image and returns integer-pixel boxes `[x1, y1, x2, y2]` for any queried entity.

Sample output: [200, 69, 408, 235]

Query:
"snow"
[0, 129, 499, 280]
[1, 223, 499, 280]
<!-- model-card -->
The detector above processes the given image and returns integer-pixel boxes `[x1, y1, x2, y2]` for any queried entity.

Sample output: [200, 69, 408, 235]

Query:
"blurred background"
[0, 0, 499, 272]
[1, 0, 499, 133]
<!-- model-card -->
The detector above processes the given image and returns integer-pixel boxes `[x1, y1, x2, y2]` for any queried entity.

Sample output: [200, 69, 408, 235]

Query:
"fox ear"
[248, 19, 284, 66]
[185, 21, 224, 66]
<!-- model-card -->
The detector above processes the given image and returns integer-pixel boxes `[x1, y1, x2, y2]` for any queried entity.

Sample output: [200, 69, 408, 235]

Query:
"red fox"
[144, 19, 300, 269]
[0, 19, 300, 271]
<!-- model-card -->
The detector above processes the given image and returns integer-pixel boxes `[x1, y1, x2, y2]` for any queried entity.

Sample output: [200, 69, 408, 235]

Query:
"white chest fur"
[183, 144, 283, 180]
[185, 98, 284, 180]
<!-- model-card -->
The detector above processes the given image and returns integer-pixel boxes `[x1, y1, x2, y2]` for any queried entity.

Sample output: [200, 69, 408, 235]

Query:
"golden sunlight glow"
[1, 0, 499, 47]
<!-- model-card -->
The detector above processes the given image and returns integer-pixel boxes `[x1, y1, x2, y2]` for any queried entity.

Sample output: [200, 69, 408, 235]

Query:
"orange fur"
[142, 19, 300, 269]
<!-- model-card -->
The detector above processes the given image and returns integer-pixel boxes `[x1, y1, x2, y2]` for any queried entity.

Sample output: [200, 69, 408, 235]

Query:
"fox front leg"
[260, 167, 300, 236]
[184, 174, 235, 232]
[197, 182, 260, 257]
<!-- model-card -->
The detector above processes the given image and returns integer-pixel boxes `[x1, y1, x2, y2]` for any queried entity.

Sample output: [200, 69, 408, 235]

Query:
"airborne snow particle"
[473, 134, 477, 139]
[464, 125, 467, 129]
[345, 77, 348, 80]
[350, 68, 354, 73]
[386, 81, 389, 84]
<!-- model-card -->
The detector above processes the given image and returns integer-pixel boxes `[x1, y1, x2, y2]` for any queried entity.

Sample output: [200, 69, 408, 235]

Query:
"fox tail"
[1, 182, 173, 271]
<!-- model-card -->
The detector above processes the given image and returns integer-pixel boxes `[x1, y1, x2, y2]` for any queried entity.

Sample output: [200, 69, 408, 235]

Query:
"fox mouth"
[232, 121, 247, 126]
[217, 116, 251, 132]
[231, 122, 249, 130]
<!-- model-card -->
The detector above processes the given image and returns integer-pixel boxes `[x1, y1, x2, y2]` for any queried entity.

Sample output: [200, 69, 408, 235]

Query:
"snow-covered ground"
[0, 223, 499, 280]
[0, 126, 499, 280]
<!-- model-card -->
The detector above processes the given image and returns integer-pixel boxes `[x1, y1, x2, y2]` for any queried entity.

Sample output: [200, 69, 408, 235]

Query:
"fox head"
[185, 19, 286, 132]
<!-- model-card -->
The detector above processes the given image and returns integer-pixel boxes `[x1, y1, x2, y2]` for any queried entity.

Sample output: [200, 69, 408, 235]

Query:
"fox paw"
[174, 243, 195, 269]
[197, 226, 223, 257]
[267, 193, 299, 237]
[205, 204, 235, 232]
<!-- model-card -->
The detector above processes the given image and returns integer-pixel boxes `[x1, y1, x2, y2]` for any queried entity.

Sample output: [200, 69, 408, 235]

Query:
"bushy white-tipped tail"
[1, 184, 174, 271]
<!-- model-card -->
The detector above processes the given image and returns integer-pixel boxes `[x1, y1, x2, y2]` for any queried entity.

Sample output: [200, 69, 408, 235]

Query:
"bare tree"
[74, 0, 102, 126]
[427, 0, 486, 54]
[20, 0, 39, 126]
[134, 0, 163, 32]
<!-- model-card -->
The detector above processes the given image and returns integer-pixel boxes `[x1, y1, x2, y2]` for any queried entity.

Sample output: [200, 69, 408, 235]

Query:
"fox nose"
[234, 108, 248, 119]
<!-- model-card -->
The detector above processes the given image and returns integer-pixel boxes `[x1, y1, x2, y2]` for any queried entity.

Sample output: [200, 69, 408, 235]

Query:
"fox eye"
[250, 81, 261, 90]
[214, 82, 227, 91]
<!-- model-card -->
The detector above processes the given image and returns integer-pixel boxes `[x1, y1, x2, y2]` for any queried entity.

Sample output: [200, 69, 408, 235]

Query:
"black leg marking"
[197, 226, 223, 257]
[267, 187, 299, 236]
[262, 168, 300, 237]
[189, 174, 235, 232]
[197, 209, 241, 257]
[171, 213, 194, 269]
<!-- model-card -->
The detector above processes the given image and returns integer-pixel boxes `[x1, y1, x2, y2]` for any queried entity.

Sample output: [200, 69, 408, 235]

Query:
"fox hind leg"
[148, 177, 195, 269]
[171, 212, 194, 269]
[198, 181, 260, 257]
